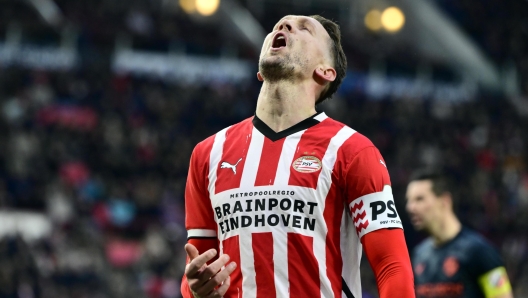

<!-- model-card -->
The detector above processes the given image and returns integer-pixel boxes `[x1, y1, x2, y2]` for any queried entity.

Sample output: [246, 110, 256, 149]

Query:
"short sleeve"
[343, 146, 403, 238]
[468, 240, 504, 278]
[468, 240, 512, 296]
[185, 142, 218, 239]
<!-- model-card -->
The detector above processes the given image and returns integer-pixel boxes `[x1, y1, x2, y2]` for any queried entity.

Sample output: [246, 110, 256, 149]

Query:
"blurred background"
[0, 0, 527, 297]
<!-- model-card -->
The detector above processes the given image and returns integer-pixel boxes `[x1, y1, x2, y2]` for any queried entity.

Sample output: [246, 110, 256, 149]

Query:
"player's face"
[405, 180, 444, 232]
[258, 15, 332, 81]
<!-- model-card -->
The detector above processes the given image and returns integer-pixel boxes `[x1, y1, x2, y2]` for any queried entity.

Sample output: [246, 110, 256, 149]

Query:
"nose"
[277, 20, 293, 32]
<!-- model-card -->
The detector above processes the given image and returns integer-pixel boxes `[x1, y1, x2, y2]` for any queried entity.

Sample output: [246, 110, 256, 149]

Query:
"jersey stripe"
[273, 230, 288, 298]
[314, 112, 328, 122]
[271, 131, 304, 296]
[208, 126, 230, 196]
[288, 233, 320, 297]
[324, 184, 346, 297]
[340, 210, 362, 298]
[254, 137, 286, 186]
[274, 131, 305, 185]
[223, 235, 243, 297]
[252, 232, 276, 298]
[216, 120, 253, 194]
[322, 127, 357, 297]
[239, 127, 265, 188]
[239, 230, 256, 298]
[316, 126, 356, 298]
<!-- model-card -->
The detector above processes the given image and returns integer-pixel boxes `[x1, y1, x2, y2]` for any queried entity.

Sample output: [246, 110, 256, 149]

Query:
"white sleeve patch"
[187, 229, 217, 238]
[348, 185, 403, 238]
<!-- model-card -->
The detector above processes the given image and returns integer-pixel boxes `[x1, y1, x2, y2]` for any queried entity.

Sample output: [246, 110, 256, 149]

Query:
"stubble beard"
[259, 52, 307, 83]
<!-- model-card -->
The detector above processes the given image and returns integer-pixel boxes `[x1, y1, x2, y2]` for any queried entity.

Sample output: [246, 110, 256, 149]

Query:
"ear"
[440, 192, 453, 210]
[257, 72, 264, 82]
[314, 66, 336, 85]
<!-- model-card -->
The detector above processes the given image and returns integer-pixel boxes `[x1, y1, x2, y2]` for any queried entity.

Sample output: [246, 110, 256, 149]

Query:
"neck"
[430, 212, 462, 246]
[255, 80, 318, 132]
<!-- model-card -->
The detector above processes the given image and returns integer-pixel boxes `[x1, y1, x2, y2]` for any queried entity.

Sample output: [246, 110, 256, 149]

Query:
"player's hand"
[184, 243, 237, 298]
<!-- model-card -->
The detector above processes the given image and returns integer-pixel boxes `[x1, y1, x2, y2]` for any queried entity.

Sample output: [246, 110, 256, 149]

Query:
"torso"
[187, 112, 402, 298]
[413, 228, 501, 298]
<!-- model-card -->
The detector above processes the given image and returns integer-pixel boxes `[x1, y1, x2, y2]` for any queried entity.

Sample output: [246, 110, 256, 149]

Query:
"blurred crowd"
[436, 0, 528, 93]
[1, 66, 527, 297]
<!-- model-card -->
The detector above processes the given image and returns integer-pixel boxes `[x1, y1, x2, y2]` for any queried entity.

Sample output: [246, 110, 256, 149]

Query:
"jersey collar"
[252, 111, 327, 142]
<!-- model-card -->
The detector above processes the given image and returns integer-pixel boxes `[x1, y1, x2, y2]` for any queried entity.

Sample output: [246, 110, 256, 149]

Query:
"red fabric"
[362, 228, 415, 298]
[254, 137, 285, 186]
[287, 119, 344, 189]
[221, 236, 242, 297]
[214, 119, 253, 194]
[252, 233, 276, 297]
[180, 238, 219, 298]
[342, 145, 392, 206]
[185, 138, 217, 232]
[288, 233, 320, 297]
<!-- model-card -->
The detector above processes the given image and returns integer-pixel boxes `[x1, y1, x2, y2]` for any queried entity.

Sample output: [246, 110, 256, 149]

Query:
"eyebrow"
[300, 19, 316, 33]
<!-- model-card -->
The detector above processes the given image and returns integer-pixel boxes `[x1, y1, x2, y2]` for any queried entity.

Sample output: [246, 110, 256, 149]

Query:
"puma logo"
[220, 158, 243, 174]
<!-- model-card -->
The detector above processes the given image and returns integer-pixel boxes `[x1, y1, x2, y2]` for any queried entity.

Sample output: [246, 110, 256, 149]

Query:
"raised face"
[258, 15, 333, 82]
[405, 180, 445, 232]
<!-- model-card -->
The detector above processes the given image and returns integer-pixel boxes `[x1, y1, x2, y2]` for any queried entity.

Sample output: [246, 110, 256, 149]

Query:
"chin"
[412, 223, 425, 231]
[258, 58, 294, 82]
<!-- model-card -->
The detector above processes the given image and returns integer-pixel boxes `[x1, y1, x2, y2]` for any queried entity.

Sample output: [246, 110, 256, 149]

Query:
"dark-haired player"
[406, 171, 513, 298]
[182, 15, 414, 298]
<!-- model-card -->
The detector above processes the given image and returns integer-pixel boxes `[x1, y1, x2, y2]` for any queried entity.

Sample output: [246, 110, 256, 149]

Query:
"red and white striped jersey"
[185, 112, 403, 298]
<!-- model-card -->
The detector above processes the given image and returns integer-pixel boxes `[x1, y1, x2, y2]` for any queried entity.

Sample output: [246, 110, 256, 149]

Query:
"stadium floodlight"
[381, 7, 405, 33]
[179, 0, 196, 14]
[364, 9, 382, 32]
[196, 0, 220, 16]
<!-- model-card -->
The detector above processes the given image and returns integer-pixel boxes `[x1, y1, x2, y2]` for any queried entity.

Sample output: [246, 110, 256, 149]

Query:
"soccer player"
[406, 170, 513, 298]
[182, 15, 414, 298]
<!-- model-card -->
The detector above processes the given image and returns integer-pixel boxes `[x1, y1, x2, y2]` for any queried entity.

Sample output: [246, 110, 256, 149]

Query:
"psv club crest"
[292, 156, 322, 173]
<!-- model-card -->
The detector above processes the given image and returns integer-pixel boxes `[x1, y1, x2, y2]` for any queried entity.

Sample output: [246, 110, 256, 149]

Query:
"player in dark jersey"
[406, 170, 513, 298]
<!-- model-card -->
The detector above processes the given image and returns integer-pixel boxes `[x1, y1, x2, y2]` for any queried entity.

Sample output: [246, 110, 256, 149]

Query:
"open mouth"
[410, 216, 422, 224]
[271, 33, 287, 49]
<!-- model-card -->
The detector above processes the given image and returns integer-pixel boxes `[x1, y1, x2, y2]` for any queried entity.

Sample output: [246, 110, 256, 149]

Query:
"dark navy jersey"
[412, 227, 504, 298]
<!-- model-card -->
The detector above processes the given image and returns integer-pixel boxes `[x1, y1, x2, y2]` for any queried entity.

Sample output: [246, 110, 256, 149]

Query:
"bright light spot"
[179, 0, 196, 14]
[196, 0, 220, 16]
[381, 7, 405, 32]
[364, 9, 382, 32]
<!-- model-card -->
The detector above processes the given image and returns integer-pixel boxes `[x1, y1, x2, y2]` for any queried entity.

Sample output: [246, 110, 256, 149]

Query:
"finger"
[184, 243, 200, 261]
[199, 262, 237, 296]
[186, 248, 217, 277]
[204, 277, 229, 298]
[215, 275, 231, 297]
[189, 254, 231, 294]
[199, 254, 230, 281]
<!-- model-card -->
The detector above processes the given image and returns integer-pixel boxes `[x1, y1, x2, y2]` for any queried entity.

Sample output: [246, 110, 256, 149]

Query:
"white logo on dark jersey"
[220, 158, 243, 174]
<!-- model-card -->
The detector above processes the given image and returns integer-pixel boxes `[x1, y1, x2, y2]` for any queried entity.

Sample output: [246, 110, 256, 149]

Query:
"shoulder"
[413, 238, 435, 257]
[322, 117, 376, 156]
[193, 117, 253, 156]
[457, 227, 505, 276]
[458, 228, 497, 252]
